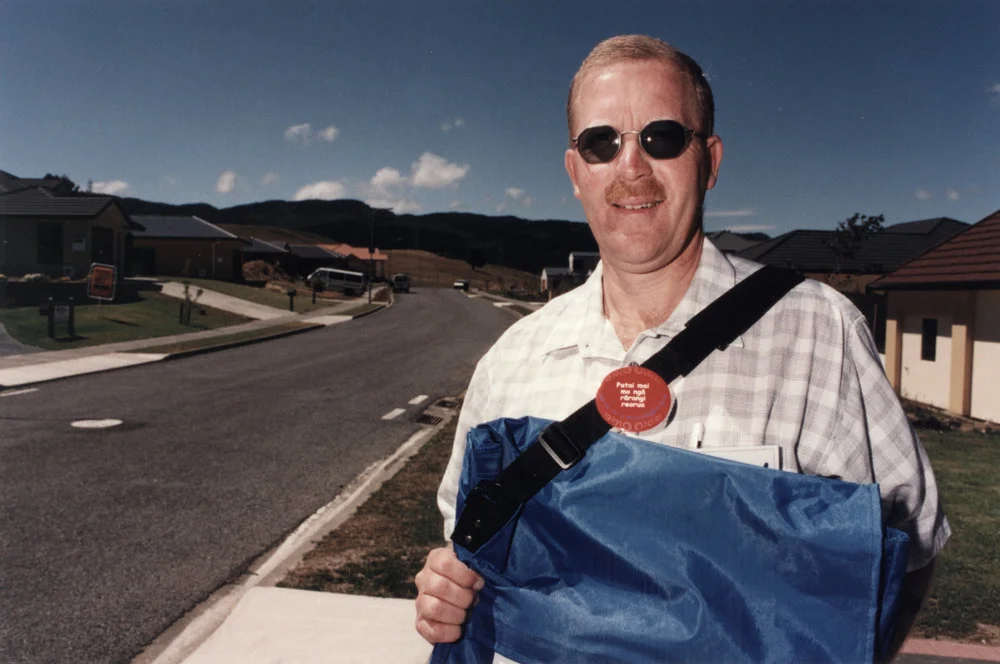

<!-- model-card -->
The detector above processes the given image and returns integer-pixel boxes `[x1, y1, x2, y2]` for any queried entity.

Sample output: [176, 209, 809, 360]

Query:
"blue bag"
[431, 416, 910, 664]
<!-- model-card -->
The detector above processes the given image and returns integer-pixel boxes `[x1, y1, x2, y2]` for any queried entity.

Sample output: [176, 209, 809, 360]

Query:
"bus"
[307, 267, 368, 296]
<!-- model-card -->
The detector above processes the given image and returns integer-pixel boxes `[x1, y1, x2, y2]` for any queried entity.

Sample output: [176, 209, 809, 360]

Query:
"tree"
[826, 213, 885, 276]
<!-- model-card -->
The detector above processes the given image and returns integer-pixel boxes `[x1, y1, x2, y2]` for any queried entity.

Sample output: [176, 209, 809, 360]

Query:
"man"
[415, 35, 949, 659]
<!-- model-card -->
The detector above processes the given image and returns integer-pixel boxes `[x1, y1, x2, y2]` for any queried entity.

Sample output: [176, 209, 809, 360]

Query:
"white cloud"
[522, 195, 534, 208]
[411, 152, 470, 188]
[946, 189, 960, 201]
[262, 172, 280, 186]
[366, 197, 422, 214]
[448, 200, 462, 210]
[440, 117, 466, 132]
[293, 180, 346, 201]
[216, 171, 237, 194]
[722, 224, 777, 233]
[704, 208, 756, 218]
[914, 189, 932, 200]
[370, 167, 408, 195]
[318, 125, 339, 142]
[284, 123, 312, 145]
[91, 180, 129, 195]
[988, 83, 1000, 98]
[505, 187, 524, 199]
[496, 203, 507, 213]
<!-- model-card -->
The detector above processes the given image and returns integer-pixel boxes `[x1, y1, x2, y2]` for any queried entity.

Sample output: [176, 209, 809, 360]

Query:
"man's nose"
[615, 132, 653, 177]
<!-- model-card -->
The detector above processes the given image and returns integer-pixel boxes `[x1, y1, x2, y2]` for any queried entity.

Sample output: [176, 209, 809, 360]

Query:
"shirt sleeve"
[437, 356, 494, 540]
[813, 316, 950, 571]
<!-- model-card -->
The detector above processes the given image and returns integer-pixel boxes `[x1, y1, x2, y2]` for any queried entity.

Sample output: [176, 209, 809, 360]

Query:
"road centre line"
[408, 395, 428, 406]
[381, 408, 406, 421]
[1, 387, 39, 398]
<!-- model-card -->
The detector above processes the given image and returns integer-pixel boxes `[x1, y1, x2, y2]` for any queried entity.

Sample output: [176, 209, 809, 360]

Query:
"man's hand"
[414, 546, 484, 644]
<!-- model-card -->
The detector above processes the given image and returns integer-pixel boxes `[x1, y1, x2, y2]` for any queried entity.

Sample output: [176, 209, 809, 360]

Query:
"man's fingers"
[416, 566, 478, 610]
[415, 618, 462, 645]
[426, 546, 484, 590]
[415, 592, 468, 626]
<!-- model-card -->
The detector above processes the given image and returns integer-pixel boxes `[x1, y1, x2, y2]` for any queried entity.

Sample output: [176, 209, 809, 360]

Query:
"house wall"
[971, 290, 1000, 423]
[0, 207, 130, 278]
[131, 238, 244, 279]
[886, 290, 978, 416]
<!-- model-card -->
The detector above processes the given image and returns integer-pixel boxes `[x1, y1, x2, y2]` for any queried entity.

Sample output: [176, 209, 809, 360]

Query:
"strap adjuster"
[537, 423, 584, 470]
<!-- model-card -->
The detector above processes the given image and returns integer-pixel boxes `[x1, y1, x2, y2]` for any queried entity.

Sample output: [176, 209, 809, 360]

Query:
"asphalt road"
[0, 287, 515, 664]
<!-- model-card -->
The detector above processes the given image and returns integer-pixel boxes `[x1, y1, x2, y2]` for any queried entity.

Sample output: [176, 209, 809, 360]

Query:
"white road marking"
[408, 394, 428, 405]
[71, 419, 123, 429]
[381, 408, 406, 421]
[0, 388, 39, 398]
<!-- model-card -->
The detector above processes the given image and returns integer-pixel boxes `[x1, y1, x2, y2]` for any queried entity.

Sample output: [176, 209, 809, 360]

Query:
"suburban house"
[540, 267, 573, 294]
[130, 214, 248, 280]
[737, 218, 970, 348]
[318, 243, 389, 281]
[706, 230, 763, 254]
[282, 244, 348, 278]
[540, 251, 601, 297]
[0, 170, 138, 279]
[242, 237, 289, 265]
[869, 209, 1000, 424]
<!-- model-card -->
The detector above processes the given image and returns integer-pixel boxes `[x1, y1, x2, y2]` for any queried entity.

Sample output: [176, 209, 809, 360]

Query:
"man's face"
[565, 59, 723, 276]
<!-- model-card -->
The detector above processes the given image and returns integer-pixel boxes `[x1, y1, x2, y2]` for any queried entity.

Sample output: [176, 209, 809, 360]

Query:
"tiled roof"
[706, 231, 763, 253]
[318, 243, 388, 261]
[131, 214, 241, 240]
[735, 218, 969, 274]
[243, 237, 289, 254]
[0, 169, 66, 194]
[286, 244, 344, 259]
[0, 186, 115, 217]
[870, 210, 1000, 290]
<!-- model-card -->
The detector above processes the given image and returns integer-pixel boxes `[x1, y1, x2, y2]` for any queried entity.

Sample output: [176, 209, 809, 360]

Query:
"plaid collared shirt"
[438, 239, 950, 571]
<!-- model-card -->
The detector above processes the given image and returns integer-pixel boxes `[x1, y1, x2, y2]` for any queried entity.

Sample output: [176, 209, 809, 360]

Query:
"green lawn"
[0, 292, 247, 350]
[914, 428, 1000, 639]
[178, 277, 342, 313]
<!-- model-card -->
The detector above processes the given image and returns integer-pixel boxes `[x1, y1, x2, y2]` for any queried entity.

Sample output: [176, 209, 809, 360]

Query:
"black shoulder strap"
[452, 265, 804, 552]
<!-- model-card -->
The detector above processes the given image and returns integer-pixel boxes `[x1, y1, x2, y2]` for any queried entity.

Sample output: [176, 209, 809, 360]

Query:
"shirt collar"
[540, 238, 743, 357]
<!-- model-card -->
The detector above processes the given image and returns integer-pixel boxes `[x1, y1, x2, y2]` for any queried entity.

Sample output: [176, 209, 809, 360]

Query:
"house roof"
[542, 267, 573, 277]
[0, 169, 67, 194]
[735, 218, 969, 274]
[286, 244, 345, 259]
[706, 230, 763, 253]
[0, 185, 117, 217]
[131, 214, 241, 240]
[869, 210, 1000, 290]
[318, 243, 388, 262]
[243, 237, 289, 254]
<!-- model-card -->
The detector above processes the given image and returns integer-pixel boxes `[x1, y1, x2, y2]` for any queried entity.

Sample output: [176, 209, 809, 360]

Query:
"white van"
[307, 267, 368, 295]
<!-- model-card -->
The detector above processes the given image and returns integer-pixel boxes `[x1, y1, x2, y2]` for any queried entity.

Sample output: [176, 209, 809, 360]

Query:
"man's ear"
[704, 135, 724, 191]
[564, 149, 582, 199]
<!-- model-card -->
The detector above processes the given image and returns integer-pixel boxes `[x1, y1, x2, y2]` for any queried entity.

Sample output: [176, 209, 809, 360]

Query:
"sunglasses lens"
[640, 121, 689, 159]
[577, 126, 620, 164]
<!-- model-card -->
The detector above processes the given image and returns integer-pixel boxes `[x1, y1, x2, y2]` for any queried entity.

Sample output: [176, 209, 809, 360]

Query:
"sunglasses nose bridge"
[614, 130, 655, 170]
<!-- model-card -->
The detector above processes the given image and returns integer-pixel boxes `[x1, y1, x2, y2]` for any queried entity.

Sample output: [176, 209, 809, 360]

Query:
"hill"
[119, 197, 597, 274]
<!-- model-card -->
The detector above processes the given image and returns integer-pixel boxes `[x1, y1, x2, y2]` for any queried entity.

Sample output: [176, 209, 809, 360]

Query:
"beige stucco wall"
[900, 312, 953, 410]
[971, 290, 1000, 423]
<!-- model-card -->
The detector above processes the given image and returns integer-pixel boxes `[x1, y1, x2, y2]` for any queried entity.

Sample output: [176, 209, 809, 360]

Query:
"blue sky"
[2, 0, 998, 235]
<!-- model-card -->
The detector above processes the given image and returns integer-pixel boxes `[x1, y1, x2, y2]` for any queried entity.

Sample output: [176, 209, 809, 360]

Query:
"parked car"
[307, 267, 368, 296]
[453, 279, 470, 291]
[391, 273, 410, 293]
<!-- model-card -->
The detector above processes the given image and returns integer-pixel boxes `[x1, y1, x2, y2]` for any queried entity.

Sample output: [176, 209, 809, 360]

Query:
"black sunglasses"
[571, 120, 708, 164]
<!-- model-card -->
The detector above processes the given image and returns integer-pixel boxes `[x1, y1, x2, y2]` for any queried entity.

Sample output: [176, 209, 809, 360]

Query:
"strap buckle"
[537, 422, 584, 470]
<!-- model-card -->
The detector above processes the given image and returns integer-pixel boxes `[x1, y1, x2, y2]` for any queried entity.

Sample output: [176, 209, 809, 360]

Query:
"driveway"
[0, 321, 37, 357]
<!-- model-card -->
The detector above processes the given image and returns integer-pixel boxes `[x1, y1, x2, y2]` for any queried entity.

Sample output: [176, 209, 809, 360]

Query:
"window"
[921, 318, 937, 361]
[37, 223, 64, 265]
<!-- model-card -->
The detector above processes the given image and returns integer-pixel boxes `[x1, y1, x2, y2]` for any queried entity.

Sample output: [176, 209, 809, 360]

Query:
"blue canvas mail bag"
[432, 267, 909, 663]
[432, 416, 910, 663]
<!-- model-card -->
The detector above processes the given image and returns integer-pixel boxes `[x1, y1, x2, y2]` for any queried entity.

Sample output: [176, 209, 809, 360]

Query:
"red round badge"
[595, 366, 672, 432]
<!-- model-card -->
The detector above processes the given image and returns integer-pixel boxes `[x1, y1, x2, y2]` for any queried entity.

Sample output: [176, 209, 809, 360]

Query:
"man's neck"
[601, 235, 704, 350]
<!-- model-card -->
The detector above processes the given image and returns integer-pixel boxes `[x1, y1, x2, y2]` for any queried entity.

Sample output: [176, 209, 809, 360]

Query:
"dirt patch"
[902, 398, 998, 434]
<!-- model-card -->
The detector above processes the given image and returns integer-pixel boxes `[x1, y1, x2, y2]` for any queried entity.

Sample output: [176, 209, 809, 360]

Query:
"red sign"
[88, 263, 117, 301]
[595, 366, 672, 433]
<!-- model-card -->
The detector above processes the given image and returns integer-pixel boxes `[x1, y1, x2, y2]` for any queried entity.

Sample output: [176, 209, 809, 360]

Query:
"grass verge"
[177, 277, 337, 313]
[278, 414, 455, 599]
[912, 428, 1000, 642]
[0, 292, 247, 350]
[279, 412, 999, 643]
[126, 321, 319, 355]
